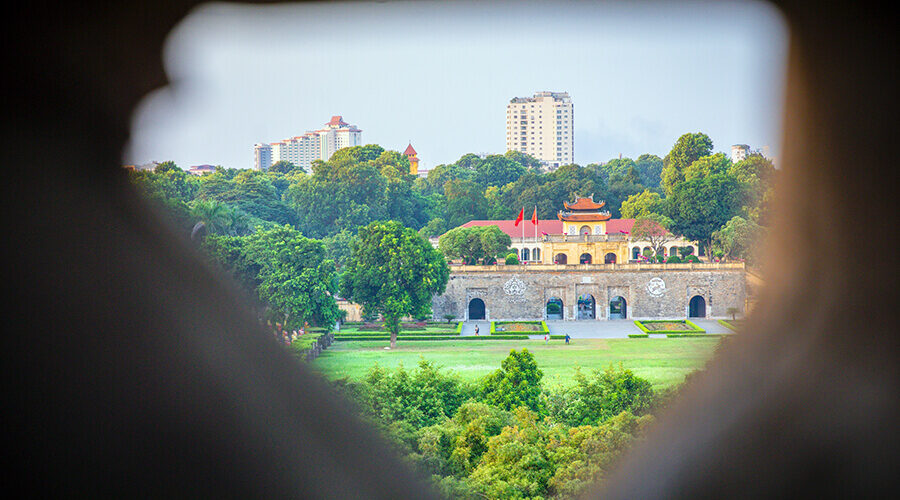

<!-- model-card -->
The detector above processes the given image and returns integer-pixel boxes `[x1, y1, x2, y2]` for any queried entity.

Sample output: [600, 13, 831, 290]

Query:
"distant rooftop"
[509, 91, 571, 104]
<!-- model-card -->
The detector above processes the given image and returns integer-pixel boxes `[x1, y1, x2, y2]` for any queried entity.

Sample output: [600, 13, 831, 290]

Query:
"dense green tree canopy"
[661, 132, 714, 196]
[619, 189, 664, 219]
[340, 221, 449, 348]
[666, 173, 745, 252]
[438, 225, 511, 265]
[479, 349, 544, 413]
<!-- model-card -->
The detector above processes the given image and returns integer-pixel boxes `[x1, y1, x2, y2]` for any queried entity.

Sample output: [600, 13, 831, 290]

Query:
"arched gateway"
[577, 294, 596, 320]
[546, 297, 563, 320]
[689, 295, 706, 318]
[609, 296, 627, 319]
[468, 298, 486, 320]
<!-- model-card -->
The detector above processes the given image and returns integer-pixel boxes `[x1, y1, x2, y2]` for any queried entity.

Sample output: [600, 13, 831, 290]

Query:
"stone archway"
[604, 252, 617, 264]
[580, 253, 592, 264]
[609, 296, 627, 320]
[468, 298, 486, 320]
[546, 297, 564, 320]
[580, 225, 591, 236]
[632, 247, 641, 260]
[577, 294, 596, 320]
[689, 295, 706, 318]
[554, 253, 567, 264]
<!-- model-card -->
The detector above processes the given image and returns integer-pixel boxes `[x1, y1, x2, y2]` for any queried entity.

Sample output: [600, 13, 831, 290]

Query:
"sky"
[124, 0, 789, 171]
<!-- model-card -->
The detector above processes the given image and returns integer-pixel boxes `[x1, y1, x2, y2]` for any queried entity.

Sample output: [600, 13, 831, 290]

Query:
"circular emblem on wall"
[646, 277, 666, 297]
[503, 276, 527, 296]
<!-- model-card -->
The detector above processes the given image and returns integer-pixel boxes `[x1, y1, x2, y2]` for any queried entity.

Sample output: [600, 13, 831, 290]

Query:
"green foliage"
[661, 132, 714, 196]
[243, 225, 341, 330]
[683, 152, 733, 181]
[665, 255, 682, 263]
[354, 360, 474, 429]
[712, 215, 765, 264]
[438, 225, 511, 265]
[547, 365, 654, 427]
[340, 221, 449, 346]
[685, 254, 700, 263]
[635, 154, 664, 188]
[665, 173, 745, 252]
[479, 349, 544, 413]
[268, 160, 305, 175]
[505, 252, 520, 265]
[620, 189, 664, 219]
[418, 401, 515, 476]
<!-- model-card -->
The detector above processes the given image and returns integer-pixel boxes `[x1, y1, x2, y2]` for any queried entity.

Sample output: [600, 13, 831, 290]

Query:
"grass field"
[312, 338, 722, 391]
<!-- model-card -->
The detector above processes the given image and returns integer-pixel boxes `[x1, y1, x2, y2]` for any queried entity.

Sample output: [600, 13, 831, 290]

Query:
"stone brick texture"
[432, 269, 745, 321]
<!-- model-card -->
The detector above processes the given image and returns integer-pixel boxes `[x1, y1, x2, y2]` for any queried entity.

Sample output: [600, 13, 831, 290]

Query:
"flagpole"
[521, 206, 525, 247]
[534, 205, 538, 243]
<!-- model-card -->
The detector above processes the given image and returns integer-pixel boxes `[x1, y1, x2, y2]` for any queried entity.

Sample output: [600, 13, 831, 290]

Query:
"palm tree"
[189, 199, 232, 236]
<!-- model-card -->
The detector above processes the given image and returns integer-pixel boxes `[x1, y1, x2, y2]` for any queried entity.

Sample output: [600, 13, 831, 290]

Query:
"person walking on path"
[474, 324, 479, 336]
[544, 334, 549, 344]
[565, 333, 570, 344]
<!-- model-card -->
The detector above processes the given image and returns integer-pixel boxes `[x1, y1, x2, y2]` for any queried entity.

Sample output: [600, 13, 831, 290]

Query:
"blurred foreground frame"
[2, 0, 896, 498]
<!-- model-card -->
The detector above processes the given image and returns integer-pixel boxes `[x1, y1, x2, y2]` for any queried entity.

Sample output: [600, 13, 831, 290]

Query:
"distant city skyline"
[125, 0, 788, 170]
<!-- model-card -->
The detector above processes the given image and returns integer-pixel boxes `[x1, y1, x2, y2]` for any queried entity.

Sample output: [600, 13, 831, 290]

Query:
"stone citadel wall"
[431, 264, 746, 321]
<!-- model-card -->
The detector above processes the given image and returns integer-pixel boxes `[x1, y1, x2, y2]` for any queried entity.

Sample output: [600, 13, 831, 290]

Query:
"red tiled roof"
[327, 115, 348, 127]
[404, 143, 417, 156]
[564, 197, 606, 210]
[558, 212, 612, 222]
[606, 219, 635, 234]
[460, 220, 564, 238]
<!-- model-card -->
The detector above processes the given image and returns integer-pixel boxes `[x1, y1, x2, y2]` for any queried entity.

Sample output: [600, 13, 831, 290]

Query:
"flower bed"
[490, 321, 549, 334]
[633, 320, 705, 334]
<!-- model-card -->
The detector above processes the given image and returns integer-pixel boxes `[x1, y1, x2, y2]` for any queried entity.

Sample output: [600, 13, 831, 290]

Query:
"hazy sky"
[125, 0, 788, 170]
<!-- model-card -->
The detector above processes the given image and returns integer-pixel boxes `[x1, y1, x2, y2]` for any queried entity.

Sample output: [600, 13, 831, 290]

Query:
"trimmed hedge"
[628, 334, 649, 338]
[334, 330, 459, 336]
[666, 333, 724, 338]
[633, 320, 706, 334]
[490, 320, 549, 334]
[718, 319, 738, 331]
[334, 334, 530, 342]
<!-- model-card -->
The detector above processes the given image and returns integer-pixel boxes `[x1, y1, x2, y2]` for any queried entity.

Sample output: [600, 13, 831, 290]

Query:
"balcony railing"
[510, 234, 628, 244]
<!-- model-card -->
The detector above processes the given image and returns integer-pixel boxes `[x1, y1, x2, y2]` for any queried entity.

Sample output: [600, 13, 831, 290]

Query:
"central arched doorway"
[580, 225, 591, 236]
[468, 298, 485, 320]
[689, 295, 706, 318]
[554, 253, 567, 264]
[577, 294, 596, 320]
[546, 297, 564, 320]
[580, 253, 592, 264]
[609, 296, 627, 320]
[604, 252, 617, 264]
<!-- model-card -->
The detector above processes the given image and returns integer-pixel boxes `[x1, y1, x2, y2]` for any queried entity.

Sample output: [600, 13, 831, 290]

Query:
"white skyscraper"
[506, 91, 574, 170]
[254, 116, 362, 171]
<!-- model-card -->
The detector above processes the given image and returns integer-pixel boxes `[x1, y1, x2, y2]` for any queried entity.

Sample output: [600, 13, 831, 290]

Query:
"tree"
[666, 173, 745, 254]
[479, 349, 544, 413]
[189, 199, 234, 236]
[546, 365, 654, 427]
[683, 153, 732, 182]
[635, 154, 664, 188]
[340, 221, 449, 348]
[631, 213, 676, 258]
[620, 189, 663, 219]
[243, 225, 342, 331]
[504, 150, 543, 172]
[438, 225, 511, 265]
[268, 160, 304, 174]
[661, 132, 714, 196]
[712, 215, 766, 264]
[474, 154, 526, 188]
[442, 179, 488, 228]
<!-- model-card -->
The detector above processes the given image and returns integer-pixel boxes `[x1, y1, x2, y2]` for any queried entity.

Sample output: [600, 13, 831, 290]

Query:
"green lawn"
[312, 338, 722, 391]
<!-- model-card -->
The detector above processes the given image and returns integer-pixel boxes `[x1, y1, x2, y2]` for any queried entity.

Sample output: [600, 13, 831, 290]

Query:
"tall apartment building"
[254, 116, 362, 171]
[506, 91, 573, 170]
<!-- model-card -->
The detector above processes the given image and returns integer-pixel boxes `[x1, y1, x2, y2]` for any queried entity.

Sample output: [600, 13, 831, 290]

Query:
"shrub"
[546, 365, 654, 427]
[665, 255, 682, 263]
[479, 349, 544, 413]
[505, 253, 519, 265]
[685, 255, 700, 263]
[655, 254, 665, 263]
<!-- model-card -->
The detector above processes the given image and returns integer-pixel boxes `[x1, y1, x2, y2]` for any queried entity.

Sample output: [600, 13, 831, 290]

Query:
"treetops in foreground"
[339, 350, 660, 499]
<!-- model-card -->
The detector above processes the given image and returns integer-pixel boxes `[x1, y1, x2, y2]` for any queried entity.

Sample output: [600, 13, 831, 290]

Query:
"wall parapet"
[450, 262, 745, 273]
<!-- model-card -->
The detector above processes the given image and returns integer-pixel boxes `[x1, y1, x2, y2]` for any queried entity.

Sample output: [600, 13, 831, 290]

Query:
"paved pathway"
[458, 318, 735, 339]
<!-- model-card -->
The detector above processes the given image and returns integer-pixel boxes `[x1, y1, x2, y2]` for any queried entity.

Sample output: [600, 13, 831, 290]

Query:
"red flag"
[514, 207, 524, 226]
[531, 207, 538, 225]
